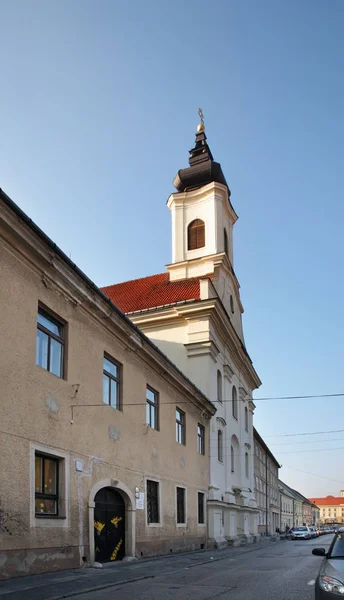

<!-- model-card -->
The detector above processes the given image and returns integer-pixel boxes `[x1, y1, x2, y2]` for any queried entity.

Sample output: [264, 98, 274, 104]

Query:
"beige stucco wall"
[0, 205, 213, 579]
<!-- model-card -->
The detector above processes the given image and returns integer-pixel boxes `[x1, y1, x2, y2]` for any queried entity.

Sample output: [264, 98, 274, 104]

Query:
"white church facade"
[102, 118, 262, 546]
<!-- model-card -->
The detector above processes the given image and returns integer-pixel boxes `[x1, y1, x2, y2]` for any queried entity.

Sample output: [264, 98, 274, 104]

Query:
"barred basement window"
[177, 487, 186, 524]
[147, 480, 160, 524]
[187, 219, 205, 250]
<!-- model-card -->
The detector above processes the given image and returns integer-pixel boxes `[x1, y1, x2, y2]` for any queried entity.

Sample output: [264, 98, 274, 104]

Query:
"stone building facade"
[0, 188, 216, 579]
[102, 122, 262, 546]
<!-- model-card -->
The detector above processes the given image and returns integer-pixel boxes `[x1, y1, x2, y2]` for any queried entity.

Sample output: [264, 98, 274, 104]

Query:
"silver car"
[292, 526, 311, 540]
[312, 528, 344, 599]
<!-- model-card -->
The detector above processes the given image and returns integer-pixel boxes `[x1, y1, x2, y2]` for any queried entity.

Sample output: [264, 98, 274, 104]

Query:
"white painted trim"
[29, 441, 70, 529]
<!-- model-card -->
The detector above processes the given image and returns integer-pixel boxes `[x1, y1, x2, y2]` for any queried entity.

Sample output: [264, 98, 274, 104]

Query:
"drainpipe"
[265, 453, 268, 536]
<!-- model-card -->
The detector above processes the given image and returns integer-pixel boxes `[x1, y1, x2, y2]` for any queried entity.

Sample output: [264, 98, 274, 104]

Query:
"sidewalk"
[0, 538, 279, 600]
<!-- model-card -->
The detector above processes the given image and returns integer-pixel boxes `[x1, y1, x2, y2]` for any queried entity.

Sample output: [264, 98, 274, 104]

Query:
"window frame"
[176, 486, 186, 525]
[218, 430, 223, 463]
[146, 386, 159, 430]
[231, 445, 235, 473]
[176, 407, 186, 445]
[35, 453, 59, 517]
[245, 406, 249, 432]
[103, 354, 122, 410]
[187, 219, 205, 251]
[146, 478, 160, 526]
[245, 452, 249, 478]
[197, 424, 205, 455]
[30, 442, 69, 528]
[36, 305, 65, 379]
[198, 491, 205, 525]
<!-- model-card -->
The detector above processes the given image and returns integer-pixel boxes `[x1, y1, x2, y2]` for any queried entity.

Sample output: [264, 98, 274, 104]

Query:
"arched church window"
[224, 228, 229, 258]
[218, 430, 223, 463]
[217, 370, 222, 403]
[232, 386, 238, 420]
[188, 219, 205, 250]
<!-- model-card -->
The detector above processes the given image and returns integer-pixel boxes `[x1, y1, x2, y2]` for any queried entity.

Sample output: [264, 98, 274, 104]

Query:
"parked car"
[309, 527, 317, 538]
[312, 527, 344, 599]
[292, 526, 312, 540]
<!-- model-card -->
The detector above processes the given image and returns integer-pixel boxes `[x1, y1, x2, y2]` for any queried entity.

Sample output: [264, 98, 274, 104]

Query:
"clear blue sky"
[1, 0, 343, 498]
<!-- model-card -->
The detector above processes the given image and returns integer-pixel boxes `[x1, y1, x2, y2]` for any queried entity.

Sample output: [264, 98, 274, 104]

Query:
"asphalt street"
[73, 535, 333, 600]
[0, 535, 334, 600]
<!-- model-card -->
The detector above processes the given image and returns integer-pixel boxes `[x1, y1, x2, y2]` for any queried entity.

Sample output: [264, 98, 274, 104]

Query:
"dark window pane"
[37, 312, 61, 336]
[35, 456, 43, 493]
[102, 374, 110, 404]
[36, 329, 49, 369]
[110, 378, 119, 408]
[198, 492, 205, 524]
[103, 357, 118, 378]
[35, 498, 57, 515]
[177, 487, 185, 523]
[44, 458, 57, 495]
[50, 338, 62, 377]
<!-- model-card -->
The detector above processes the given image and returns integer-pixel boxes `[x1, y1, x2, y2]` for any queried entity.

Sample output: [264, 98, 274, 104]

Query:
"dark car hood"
[321, 559, 344, 581]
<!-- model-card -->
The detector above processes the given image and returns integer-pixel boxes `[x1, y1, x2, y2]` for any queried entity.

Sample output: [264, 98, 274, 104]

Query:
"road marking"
[308, 580, 315, 586]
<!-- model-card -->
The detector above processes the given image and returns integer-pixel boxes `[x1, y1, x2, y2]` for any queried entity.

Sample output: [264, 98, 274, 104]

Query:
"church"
[102, 115, 262, 545]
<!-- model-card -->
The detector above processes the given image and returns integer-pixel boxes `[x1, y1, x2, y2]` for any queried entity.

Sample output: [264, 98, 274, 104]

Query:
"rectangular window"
[245, 407, 249, 432]
[146, 387, 159, 430]
[147, 480, 160, 524]
[245, 452, 249, 478]
[103, 355, 121, 409]
[198, 492, 205, 524]
[35, 454, 58, 516]
[197, 424, 205, 455]
[177, 487, 186, 524]
[176, 408, 185, 445]
[36, 307, 64, 378]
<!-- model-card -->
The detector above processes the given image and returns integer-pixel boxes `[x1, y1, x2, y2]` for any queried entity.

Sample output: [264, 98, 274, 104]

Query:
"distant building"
[308, 492, 344, 524]
[253, 429, 280, 534]
[279, 480, 320, 528]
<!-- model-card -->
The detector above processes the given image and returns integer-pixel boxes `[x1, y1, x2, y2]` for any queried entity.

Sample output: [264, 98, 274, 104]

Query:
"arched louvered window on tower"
[224, 228, 229, 258]
[187, 219, 205, 250]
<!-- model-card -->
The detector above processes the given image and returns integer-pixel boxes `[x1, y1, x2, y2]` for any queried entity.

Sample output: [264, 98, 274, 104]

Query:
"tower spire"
[173, 111, 230, 195]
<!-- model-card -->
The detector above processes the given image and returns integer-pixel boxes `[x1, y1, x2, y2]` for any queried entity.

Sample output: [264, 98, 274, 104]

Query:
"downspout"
[265, 453, 268, 536]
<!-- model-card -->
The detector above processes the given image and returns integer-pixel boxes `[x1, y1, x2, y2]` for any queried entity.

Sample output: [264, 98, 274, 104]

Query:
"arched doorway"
[94, 487, 125, 562]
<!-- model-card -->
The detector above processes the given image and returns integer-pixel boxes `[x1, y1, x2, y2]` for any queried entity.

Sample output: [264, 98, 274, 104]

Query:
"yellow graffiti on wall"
[111, 516, 123, 527]
[94, 521, 105, 533]
[110, 539, 123, 561]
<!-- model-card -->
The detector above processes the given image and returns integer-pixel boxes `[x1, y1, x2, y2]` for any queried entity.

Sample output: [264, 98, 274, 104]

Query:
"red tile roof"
[101, 273, 203, 313]
[308, 496, 344, 506]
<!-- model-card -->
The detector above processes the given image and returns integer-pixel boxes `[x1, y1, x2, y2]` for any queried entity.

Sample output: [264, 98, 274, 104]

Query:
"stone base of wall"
[136, 536, 207, 559]
[0, 546, 81, 580]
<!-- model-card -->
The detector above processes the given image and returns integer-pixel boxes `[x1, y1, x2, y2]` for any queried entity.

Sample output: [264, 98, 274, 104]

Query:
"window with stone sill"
[36, 307, 65, 378]
[35, 453, 59, 516]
